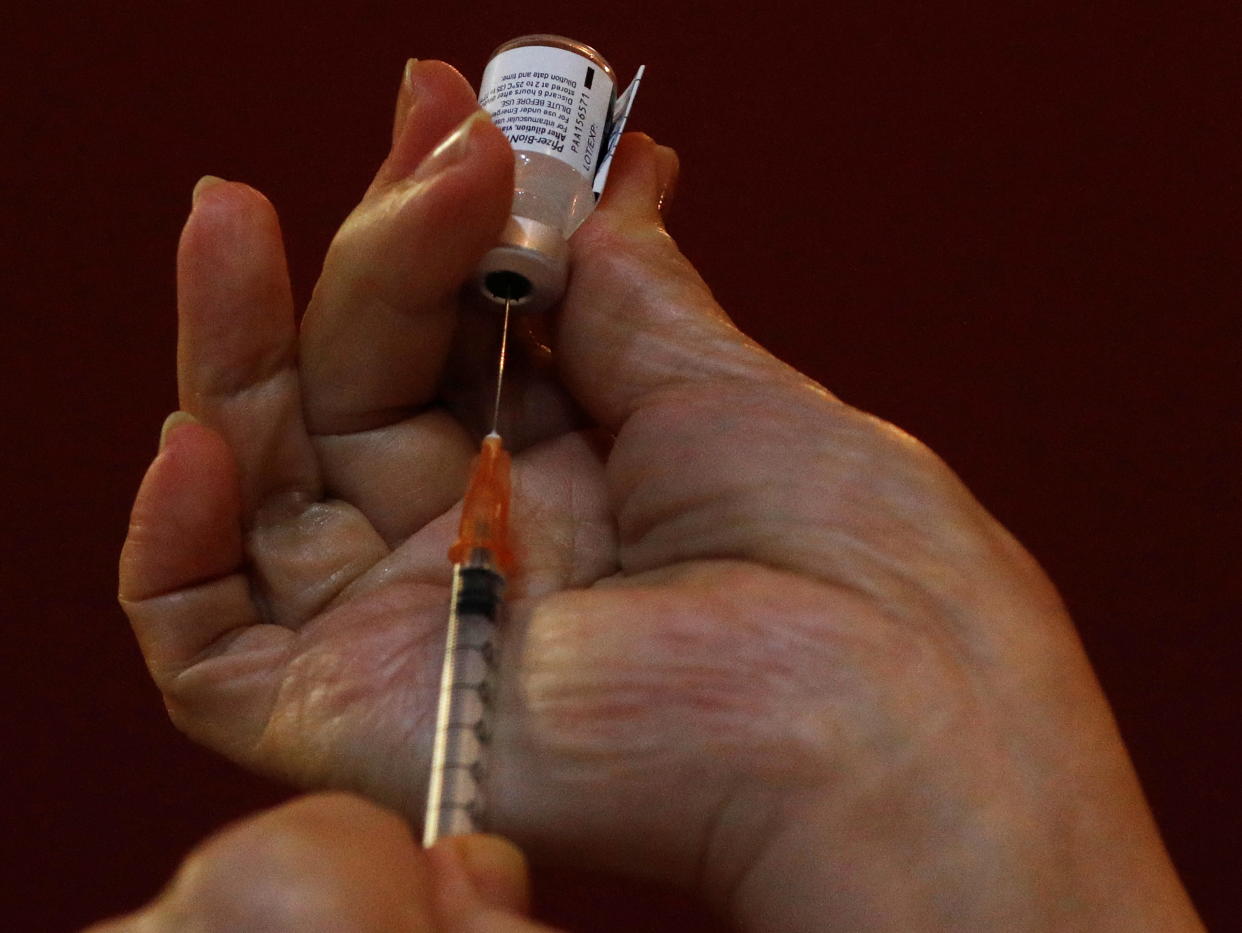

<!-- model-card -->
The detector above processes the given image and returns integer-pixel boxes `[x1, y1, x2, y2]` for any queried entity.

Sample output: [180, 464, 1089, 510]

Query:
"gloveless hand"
[120, 60, 1201, 930]
[85, 793, 557, 932]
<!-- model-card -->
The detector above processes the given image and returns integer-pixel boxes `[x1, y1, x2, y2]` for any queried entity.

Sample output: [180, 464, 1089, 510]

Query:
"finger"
[560, 133, 932, 587]
[428, 834, 566, 930]
[177, 177, 321, 519]
[311, 410, 476, 546]
[120, 414, 242, 605]
[391, 58, 417, 147]
[563, 134, 992, 605]
[561, 132, 796, 434]
[374, 59, 487, 193]
[177, 178, 387, 627]
[151, 794, 435, 931]
[119, 416, 285, 752]
[300, 110, 514, 436]
[88, 794, 562, 932]
[654, 143, 679, 219]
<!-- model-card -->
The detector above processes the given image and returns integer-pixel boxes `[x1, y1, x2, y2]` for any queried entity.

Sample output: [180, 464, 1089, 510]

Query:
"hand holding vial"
[110, 57, 1204, 931]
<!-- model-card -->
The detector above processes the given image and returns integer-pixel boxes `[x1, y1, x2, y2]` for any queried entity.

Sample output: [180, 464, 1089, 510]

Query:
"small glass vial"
[474, 35, 618, 313]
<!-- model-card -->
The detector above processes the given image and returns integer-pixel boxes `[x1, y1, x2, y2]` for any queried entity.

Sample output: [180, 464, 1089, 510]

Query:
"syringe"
[423, 298, 515, 847]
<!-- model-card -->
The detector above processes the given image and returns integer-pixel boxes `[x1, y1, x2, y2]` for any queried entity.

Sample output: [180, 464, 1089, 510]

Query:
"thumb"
[429, 834, 531, 916]
[83, 798, 564, 933]
[559, 135, 920, 586]
[429, 834, 566, 931]
[559, 133, 811, 433]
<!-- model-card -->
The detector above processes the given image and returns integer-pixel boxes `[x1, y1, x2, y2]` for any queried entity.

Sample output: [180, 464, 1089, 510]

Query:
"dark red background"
[4, 2, 1237, 930]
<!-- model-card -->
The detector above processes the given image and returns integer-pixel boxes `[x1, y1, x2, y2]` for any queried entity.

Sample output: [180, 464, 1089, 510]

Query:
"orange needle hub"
[448, 434, 515, 576]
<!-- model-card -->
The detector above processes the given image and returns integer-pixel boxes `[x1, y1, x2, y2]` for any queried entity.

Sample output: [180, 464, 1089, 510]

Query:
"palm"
[120, 91, 864, 900]
[121, 60, 1202, 932]
[119, 60, 748, 861]
[121, 59, 980, 892]
[233, 422, 620, 818]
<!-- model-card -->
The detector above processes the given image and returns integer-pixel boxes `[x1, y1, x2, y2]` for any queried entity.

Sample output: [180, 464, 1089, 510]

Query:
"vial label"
[479, 45, 615, 182]
[592, 65, 645, 198]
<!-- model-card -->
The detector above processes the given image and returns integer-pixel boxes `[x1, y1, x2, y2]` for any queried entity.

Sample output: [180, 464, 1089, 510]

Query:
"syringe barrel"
[423, 565, 503, 847]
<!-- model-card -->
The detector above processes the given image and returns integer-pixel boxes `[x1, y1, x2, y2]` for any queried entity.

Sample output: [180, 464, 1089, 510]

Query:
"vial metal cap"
[473, 216, 569, 314]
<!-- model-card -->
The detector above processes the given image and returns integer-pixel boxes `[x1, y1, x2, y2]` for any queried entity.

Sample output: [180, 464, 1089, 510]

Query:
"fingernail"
[448, 834, 531, 914]
[392, 58, 419, 145]
[159, 411, 198, 451]
[655, 145, 680, 219]
[412, 110, 491, 182]
[192, 175, 225, 205]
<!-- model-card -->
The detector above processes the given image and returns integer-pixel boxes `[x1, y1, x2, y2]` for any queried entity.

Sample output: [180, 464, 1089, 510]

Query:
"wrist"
[716, 726, 1203, 932]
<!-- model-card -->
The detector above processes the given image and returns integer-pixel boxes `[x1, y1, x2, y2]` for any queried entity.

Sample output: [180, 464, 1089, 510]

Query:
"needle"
[424, 294, 517, 846]
[490, 295, 511, 438]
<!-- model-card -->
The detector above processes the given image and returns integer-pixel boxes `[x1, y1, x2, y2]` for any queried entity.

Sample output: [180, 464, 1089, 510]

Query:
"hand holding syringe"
[116, 52, 1202, 932]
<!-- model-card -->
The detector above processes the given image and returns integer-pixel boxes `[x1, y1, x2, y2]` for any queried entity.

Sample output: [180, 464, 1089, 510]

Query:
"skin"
[114, 60, 1203, 930]
[85, 793, 556, 932]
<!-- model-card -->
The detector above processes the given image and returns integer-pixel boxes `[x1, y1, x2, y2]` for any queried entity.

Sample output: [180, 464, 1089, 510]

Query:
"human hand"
[120, 60, 1201, 929]
[85, 793, 557, 932]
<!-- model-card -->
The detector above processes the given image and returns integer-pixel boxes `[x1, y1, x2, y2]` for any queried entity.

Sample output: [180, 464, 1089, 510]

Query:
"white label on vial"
[478, 45, 615, 181]
[593, 65, 645, 198]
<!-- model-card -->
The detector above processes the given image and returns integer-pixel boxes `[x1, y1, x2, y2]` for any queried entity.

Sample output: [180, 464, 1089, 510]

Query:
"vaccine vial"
[474, 35, 619, 313]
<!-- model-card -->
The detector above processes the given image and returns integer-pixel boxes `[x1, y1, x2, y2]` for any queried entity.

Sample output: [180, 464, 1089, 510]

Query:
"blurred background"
[4, 1, 1237, 929]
